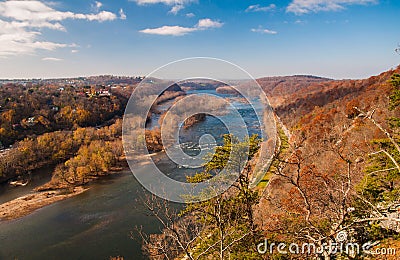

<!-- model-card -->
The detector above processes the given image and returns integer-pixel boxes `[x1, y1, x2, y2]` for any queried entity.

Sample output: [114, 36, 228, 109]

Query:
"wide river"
[0, 89, 262, 259]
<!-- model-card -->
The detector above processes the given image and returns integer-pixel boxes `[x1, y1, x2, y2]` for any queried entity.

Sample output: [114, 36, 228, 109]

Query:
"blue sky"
[0, 0, 399, 79]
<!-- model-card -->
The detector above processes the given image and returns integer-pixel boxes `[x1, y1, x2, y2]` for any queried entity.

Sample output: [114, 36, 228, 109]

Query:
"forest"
[0, 81, 134, 186]
[0, 83, 131, 147]
[0, 81, 192, 188]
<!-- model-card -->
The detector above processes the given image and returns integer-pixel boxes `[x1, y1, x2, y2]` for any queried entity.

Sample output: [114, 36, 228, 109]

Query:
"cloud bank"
[0, 1, 121, 57]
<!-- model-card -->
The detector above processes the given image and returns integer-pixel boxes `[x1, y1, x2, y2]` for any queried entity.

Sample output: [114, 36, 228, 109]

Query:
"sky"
[0, 0, 399, 79]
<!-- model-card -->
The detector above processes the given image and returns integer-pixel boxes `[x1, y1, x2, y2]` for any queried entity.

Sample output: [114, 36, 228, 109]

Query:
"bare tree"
[133, 193, 204, 260]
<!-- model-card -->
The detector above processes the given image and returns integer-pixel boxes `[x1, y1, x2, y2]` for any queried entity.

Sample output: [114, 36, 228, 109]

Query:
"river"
[0, 89, 262, 259]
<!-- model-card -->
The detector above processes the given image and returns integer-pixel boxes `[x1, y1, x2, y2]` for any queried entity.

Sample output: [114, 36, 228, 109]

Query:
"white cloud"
[168, 4, 184, 15]
[1, 19, 67, 31]
[134, 0, 195, 14]
[140, 18, 223, 36]
[92, 1, 103, 12]
[251, 27, 278, 34]
[71, 49, 79, 53]
[0, 1, 117, 22]
[186, 12, 195, 18]
[294, 19, 307, 24]
[0, 1, 120, 57]
[245, 4, 276, 12]
[286, 0, 377, 14]
[42, 57, 63, 61]
[140, 25, 196, 36]
[0, 19, 74, 56]
[119, 8, 127, 20]
[134, 0, 194, 5]
[196, 18, 223, 29]
[80, 11, 117, 22]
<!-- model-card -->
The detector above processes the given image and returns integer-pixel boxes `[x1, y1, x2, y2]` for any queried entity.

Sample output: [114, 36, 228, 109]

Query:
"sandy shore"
[0, 186, 88, 221]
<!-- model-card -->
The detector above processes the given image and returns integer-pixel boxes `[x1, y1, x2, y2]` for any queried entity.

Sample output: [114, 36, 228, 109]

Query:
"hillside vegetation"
[255, 66, 400, 259]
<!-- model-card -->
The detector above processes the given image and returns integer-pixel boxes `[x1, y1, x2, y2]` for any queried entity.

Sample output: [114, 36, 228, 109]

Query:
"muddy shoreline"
[0, 186, 88, 221]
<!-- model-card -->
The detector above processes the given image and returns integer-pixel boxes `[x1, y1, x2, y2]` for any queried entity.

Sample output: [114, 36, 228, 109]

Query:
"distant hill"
[179, 80, 226, 91]
[257, 69, 399, 129]
[256, 75, 333, 107]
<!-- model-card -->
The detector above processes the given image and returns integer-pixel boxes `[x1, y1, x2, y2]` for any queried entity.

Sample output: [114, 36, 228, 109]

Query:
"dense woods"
[0, 81, 185, 185]
[254, 68, 400, 259]
[0, 119, 124, 185]
[0, 83, 129, 147]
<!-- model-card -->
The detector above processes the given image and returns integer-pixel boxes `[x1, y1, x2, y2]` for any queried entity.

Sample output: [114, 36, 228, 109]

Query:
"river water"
[0, 89, 262, 260]
[0, 172, 157, 259]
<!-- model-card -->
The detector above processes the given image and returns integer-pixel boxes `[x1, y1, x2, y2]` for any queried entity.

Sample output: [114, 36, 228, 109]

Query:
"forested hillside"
[0, 82, 186, 186]
[0, 83, 131, 147]
[255, 66, 400, 259]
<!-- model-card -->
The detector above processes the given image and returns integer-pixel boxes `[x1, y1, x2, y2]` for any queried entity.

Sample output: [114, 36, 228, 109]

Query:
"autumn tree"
[138, 134, 263, 260]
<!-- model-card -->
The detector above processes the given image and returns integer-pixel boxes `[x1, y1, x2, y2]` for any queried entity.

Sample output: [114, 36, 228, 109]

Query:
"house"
[26, 117, 36, 126]
[98, 90, 111, 97]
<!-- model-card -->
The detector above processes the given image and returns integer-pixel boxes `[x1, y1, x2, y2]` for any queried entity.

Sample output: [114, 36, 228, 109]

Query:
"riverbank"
[0, 186, 88, 221]
[0, 153, 164, 222]
[0, 167, 129, 221]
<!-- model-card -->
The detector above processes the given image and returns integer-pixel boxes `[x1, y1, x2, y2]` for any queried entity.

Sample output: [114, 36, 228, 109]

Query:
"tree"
[264, 131, 362, 259]
[136, 135, 263, 259]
